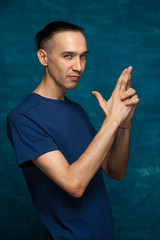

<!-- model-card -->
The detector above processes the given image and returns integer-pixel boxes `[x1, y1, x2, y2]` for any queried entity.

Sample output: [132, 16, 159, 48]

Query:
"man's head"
[35, 21, 84, 51]
[35, 21, 88, 91]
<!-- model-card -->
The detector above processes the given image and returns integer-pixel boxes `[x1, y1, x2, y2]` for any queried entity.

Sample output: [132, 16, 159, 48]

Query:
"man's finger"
[125, 94, 139, 106]
[92, 91, 107, 116]
[121, 88, 136, 100]
[126, 79, 131, 90]
[92, 91, 105, 105]
[115, 68, 127, 91]
[120, 66, 132, 93]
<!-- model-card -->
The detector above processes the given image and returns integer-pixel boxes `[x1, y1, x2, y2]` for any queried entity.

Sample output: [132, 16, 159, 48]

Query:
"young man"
[7, 21, 139, 240]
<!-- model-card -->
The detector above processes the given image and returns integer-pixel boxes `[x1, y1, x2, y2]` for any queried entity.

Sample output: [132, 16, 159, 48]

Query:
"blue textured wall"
[1, 0, 160, 239]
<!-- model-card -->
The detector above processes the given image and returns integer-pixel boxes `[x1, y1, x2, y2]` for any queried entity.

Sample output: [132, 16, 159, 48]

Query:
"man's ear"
[37, 49, 48, 66]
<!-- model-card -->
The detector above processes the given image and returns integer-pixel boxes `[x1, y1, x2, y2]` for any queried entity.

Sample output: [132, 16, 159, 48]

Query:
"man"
[7, 21, 139, 240]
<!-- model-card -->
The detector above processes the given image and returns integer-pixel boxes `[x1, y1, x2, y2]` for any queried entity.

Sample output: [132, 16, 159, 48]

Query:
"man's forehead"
[53, 30, 86, 40]
[47, 30, 87, 52]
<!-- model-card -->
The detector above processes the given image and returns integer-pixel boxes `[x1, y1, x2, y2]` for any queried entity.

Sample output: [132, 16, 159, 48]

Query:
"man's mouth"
[68, 75, 80, 80]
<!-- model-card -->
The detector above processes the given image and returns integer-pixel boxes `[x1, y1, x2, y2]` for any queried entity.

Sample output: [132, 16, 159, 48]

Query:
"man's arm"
[93, 67, 138, 180]
[32, 117, 118, 198]
[32, 67, 139, 198]
[101, 125, 131, 180]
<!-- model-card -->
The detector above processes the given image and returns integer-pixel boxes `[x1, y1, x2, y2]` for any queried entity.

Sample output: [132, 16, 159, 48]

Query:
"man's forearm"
[102, 125, 131, 180]
[67, 117, 119, 194]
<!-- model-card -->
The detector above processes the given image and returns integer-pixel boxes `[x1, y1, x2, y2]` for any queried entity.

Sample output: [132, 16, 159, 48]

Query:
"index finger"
[114, 68, 128, 91]
[120, 66, 133, 93]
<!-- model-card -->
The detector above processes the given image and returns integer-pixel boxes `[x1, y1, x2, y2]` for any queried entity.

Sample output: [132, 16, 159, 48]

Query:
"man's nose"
[72, 57, 82, 72]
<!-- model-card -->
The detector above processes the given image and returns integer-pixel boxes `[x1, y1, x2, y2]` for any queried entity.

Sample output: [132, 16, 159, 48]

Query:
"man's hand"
[92, 66, 139, 127]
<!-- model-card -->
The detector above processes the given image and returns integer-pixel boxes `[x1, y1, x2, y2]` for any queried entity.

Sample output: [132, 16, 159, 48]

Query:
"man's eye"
[81, 54, 87, 59]
[64, 55, 72, 58]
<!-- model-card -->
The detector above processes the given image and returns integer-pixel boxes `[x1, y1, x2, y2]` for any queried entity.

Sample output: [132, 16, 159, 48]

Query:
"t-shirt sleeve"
[7, 112, 59, 167]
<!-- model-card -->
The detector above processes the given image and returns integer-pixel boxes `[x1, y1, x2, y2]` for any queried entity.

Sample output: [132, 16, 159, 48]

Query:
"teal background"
[1, 0, 160, 239]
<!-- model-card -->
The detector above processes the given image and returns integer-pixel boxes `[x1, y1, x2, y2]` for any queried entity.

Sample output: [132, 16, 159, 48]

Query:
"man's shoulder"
[7, 93, 40, 123]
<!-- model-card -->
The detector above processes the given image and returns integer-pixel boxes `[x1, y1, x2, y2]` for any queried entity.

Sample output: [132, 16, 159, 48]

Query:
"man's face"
[45, 31, 88, 90]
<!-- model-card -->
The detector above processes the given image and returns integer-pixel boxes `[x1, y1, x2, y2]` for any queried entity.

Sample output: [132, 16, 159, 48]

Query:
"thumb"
[92, 91, 107, 116]
[92, 91, 105, 105]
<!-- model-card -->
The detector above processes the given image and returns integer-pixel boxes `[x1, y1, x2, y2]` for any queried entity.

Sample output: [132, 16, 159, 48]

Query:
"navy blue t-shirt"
[7, 93, 114, 240]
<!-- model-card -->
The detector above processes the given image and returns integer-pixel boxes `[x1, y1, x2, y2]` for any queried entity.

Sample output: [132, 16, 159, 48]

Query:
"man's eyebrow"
[82, 50, 89, 55]
[61, 50, 89, 55]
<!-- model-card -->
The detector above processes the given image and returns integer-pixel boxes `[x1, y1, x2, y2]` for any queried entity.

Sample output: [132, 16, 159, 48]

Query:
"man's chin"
[67, 82, 79, 90]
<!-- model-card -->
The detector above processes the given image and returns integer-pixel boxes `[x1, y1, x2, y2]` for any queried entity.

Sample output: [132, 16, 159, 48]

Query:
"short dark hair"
[35, 21, 84, 50]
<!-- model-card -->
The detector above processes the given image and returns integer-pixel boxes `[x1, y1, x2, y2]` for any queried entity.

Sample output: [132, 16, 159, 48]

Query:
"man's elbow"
[66, 180, 85, 198]
[70, 189, 84, 198]
[111, 171, 126, 181]
[107, 168, 126, 181]
[113, 174, 125, 181]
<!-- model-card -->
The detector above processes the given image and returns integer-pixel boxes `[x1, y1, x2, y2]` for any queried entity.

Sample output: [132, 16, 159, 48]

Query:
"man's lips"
[68, 75, 80, 80]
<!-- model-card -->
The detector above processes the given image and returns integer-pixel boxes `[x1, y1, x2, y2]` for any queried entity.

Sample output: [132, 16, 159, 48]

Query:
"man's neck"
[33, 73, 67, 100]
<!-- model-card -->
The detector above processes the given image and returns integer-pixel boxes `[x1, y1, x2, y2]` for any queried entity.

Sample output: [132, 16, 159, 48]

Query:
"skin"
[32, 30, 139, 198]
[33, 31, 88, 100]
